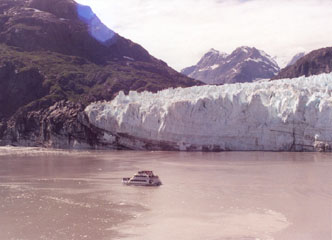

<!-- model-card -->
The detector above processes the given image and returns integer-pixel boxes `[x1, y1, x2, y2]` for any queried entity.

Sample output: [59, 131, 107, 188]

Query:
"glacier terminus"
[85, 73, 332, 152]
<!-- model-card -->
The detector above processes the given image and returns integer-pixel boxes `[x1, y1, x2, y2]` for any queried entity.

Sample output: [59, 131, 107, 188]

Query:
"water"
[0, 147, 331, 240]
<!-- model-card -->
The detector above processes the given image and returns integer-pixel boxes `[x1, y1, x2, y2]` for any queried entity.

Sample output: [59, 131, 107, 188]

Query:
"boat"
[122, 170, 162, 186]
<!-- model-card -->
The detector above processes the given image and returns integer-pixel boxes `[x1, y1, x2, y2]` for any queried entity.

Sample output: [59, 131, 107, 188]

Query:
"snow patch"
[239, 46, 249, 53]
[198, 67, 209, 72]
[198, 64, 220, 72]
[245, 58, 263, 63]
[123, 56, 135, 61]
[210, 64, 220, 70]
[208, 48, 219, 54]
[24, 8, 42, 13]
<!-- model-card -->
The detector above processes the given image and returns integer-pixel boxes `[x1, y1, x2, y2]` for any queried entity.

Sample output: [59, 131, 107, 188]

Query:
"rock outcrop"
[1, 100, 122, 149]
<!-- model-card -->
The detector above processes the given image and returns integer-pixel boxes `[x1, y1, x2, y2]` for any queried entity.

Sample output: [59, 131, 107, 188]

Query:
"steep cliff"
[85, 73, 332, 152]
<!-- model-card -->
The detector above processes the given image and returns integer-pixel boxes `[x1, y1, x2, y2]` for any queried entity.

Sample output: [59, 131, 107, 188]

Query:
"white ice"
[85, 73, 332, 151]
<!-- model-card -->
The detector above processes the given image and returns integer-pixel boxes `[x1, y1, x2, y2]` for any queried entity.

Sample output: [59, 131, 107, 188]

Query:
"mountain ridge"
[274, 47, 332, 80]
[0, 0, 202, 148]
[181, 46, 280, 85]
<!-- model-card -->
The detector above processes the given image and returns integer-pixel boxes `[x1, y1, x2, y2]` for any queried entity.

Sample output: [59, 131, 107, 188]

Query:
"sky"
[76, 0, 332, 71]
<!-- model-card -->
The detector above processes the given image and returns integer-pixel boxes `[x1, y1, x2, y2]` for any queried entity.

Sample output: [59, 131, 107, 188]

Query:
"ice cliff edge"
[85, 73, 332, 151]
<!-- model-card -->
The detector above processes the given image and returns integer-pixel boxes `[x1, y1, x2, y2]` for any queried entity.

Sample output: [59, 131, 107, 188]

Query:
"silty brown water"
[0, 147, 331, 240]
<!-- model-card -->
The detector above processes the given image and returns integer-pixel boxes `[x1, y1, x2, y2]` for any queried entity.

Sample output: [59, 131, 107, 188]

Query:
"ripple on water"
[115, 207, 290, 240]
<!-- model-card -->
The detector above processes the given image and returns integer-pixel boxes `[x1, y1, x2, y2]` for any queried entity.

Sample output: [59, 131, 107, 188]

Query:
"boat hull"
[122, 178, 162, 186]
[122, 171, 162, 186]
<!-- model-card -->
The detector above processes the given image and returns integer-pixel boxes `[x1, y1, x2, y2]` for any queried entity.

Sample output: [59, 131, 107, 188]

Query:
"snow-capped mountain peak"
[181, 46, 280, 85]
[207, 48, 220, 54]
[235, 46, 251, 53]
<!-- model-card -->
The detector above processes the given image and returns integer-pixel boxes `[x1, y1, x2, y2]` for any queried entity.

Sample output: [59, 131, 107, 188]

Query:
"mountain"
[274, 47, 332, 80]
[86, 72, 332, 152]
[0, 0, 155, 64]
[0, 0, 202, 148]
[286, 52, 306, 67]
[181, 46, 280, 85]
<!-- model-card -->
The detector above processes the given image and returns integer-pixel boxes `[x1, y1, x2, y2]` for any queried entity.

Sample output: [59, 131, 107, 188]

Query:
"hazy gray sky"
[76, 0, 332, 70]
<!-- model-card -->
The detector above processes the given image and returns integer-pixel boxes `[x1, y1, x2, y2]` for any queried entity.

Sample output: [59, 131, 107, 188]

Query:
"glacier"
[85, 73, 332, 151]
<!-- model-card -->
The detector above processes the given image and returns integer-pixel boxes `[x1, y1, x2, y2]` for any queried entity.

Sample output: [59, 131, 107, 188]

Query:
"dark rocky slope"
[0, 0, 202, 148]
[0, 0, 155, 64]
[274, 47, 332, 80]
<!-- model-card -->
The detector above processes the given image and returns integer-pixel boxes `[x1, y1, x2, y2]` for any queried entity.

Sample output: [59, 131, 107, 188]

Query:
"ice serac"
[85, 73, 332, 152]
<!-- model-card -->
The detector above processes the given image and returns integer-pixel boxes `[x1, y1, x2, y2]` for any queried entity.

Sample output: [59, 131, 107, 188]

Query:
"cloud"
[76, 0, 332, 70]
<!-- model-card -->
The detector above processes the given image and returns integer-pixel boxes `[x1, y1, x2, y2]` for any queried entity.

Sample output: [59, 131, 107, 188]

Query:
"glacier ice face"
[85, 73, 332, 151]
